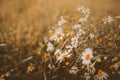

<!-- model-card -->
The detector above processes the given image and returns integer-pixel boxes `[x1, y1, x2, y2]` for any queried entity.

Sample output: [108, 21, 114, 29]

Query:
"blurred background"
[0, 0, 120, 45]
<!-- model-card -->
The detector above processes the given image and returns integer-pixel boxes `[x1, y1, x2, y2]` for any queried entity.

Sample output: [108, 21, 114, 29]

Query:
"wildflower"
[94, 69, 109, 80]
[66, 45, 73, 53]
[54, 49, 71, 63]
[54, 49, 62, 62]
[81, 8, 91, 16]
[62, 50, 72, 59]
[102, 15, 114, 24]
[26, 63, 35, 74]
[50, 28, 65, 42]
[87, 62, 96, 74]
[46, 42, 54, 52]
[72, 24, 81, 30]
[69, 66, 79, 74]
[79, 17, 88, 23]
[84, 73, 91, 80]
[71, 36, 78, 48]
[77, 6, 91, 16]
[76, 29, 86, 37]
[58, 16, 67, 26]
[81, 48, 93, 65]
[113, 61, 120, 70]
[89, 33, 95, 39]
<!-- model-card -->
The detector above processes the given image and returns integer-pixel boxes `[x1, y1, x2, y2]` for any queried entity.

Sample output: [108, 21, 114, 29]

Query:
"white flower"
[58, 16, 67, 26]
[54, 49, 62, 62]
[71, 36, 78, 48]
[89, 33, 95, 39]
[77, 6, 91, 16]
[102, 15, 114, 24]
[84, 73, 91, 80]
[94, 70, 109, 80]
[79, 17, 88, 23]
[47, 42, 54, 52]
[66, 45, 73, 53]
[113, 61, 120, 71]
[72, 24, 81, 30]
[69, 66, 79, 74]
[81, 48, 93, 65]
[81, 8, 91, 16]
[54, 49, 72, 63]
[76, 29, 86, 37]
[50, 28, 65, 42]
[87, 62, 96, 74]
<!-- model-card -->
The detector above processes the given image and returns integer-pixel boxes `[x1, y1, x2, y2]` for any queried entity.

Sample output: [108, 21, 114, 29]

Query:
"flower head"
[71, 36, 78, 48]
[58, 16, 67, 26]
[46, 42, 54, 52]
[94, 69, 109, 80]
[50, 28, 65, 42]
[102, 15, 114, 24]
[69, 66, 79, 74]
[81, 48, 93, 65]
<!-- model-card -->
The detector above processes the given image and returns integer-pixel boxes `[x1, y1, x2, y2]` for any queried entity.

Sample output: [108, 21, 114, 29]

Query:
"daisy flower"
[87, 62, 96, 74]
[54, 49, 62, 62]
[50, 28, 65, 42]
[72, 24, 81, 30]
[62, 50, 72, 59]
[71, 36, 78, 48]
[81, 8, 91, 16]
[89, 33, 95, 39]
[84, 73, 91, 80]
[69, 66, 79, 74]
[94, 69, 109, 80]
[102, 15, 114, 24]
[54, 49, 71, 63]
[58, 16, 67, 26]
[46, 42, 54, 52]
[113, 61, 120, 71]
[76, 29, 86, 37]
[81, 48, 93, 65]
[79, 17, 88, 23]
[66, 45, 73, 53]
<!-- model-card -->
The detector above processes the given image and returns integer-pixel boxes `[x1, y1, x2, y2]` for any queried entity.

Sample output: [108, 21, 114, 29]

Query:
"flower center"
[86, 54, 90, 60]
[98, 70, 103, 77]
[74, 39, 77, 42]
[62, 54, 67, 59]
[57, 34, 61, 38]
[56, 53, 60, 56]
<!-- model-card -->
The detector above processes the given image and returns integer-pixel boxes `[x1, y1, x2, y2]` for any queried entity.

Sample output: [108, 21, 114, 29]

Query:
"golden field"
[0, 0, 120, 80]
